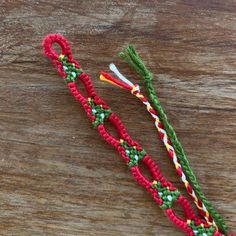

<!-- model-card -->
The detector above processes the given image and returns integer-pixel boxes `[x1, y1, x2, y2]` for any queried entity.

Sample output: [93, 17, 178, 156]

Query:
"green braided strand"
[119, 45, 227, 234]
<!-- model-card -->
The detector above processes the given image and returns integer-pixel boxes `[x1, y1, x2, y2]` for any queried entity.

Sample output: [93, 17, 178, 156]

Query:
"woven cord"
[119, 45, 227, 234]
[101, 66, 217, 229]
[43, 34, 229, 236]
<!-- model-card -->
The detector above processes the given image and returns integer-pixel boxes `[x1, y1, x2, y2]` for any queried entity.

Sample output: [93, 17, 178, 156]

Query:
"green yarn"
[152, 181, 180, 210]
[59, 55, 83, 83]
[188, 220, 215, 236]
[88, 99, 111, 128]
[120, 140, 146, 168]
[119, 45, 227, 234]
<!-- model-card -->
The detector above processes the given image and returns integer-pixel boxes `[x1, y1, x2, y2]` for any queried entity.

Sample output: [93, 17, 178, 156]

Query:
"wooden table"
[0, 1, 235, 235]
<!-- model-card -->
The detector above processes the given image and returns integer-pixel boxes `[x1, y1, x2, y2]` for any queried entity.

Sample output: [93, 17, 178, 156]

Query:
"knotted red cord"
[42, 34, 228, 236]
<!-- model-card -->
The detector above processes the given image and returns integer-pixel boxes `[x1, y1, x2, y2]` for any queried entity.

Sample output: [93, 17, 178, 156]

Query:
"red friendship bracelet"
[42, 34, 228, 236]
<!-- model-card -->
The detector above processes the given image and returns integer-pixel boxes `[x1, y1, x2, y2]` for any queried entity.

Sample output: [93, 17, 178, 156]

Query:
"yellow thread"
[102, 70, 216, 228]
[147, 104, 152, 111]
[136, 94, 143, 99]
[175, 163, 181, 169]
[99, 75, 123, 88]
[152, 180, 157, 185]
[165, 143, 171, 150]
[59, 54, 64, 60]
[131, 86, 136, 94]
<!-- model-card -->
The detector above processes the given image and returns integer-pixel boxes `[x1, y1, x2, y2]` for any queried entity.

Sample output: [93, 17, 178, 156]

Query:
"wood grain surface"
[0, 0, 235, 235]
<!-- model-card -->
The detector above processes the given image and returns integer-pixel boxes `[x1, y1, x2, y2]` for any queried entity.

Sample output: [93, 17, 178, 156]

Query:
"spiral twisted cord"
[100, 64, 217, 228]
[119, 44, 227, 234]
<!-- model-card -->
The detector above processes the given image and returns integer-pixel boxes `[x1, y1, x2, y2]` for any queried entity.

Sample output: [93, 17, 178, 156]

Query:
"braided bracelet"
[100, 60, 229, 233]
[116, 45, 228, 234]
[100, 64, 216, 227]
[42, 34, 231, 236]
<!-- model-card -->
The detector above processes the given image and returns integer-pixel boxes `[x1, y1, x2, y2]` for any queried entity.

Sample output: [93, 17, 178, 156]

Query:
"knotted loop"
[43, 34, 73, 61]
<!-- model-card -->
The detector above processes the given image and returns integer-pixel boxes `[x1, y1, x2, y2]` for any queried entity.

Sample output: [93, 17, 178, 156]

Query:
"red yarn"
[42, 34, 226, 236]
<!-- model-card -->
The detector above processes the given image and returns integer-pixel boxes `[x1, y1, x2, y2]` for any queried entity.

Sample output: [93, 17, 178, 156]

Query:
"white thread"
[109, 63, 134, 87]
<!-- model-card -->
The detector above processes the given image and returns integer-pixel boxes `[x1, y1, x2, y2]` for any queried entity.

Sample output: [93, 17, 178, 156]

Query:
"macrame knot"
[131, 84, 140, 95]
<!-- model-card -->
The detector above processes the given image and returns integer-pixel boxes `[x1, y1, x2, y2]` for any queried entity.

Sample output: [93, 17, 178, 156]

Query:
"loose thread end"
[100, 72, 132, 91]
[119, 44, 153, 82]
[109, 63, 135, 87]
[100, 73, 122, 88]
